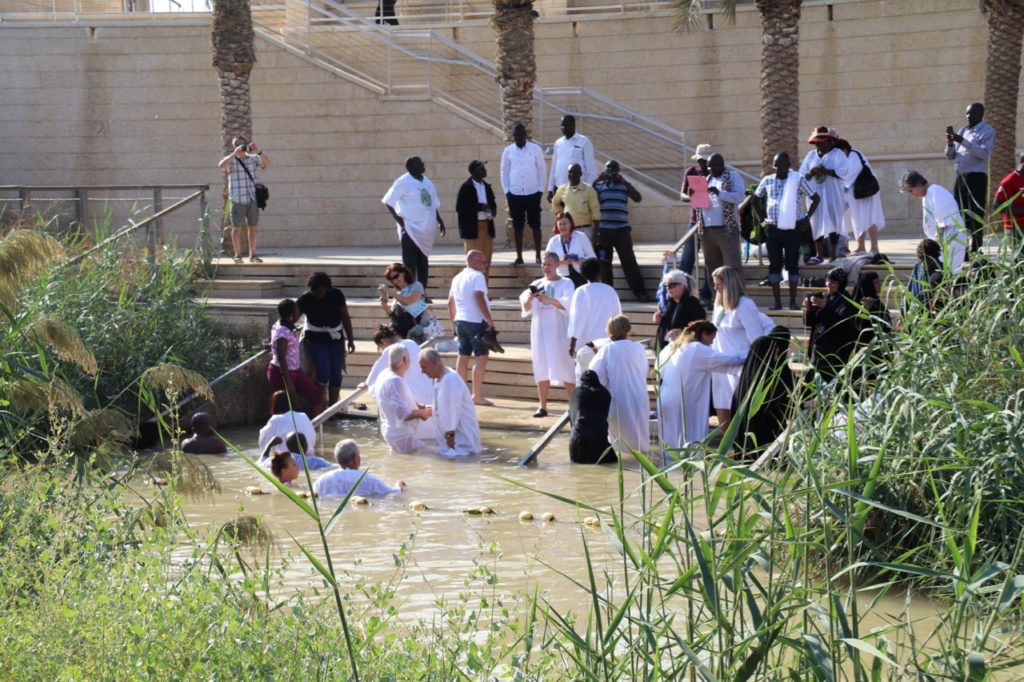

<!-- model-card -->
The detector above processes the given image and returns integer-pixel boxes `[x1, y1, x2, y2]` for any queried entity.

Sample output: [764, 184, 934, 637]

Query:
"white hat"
[692, 144, 713, 161]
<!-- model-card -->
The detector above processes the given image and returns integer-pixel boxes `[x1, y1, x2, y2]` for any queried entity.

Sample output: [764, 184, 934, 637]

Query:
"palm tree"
[211, 0, 256, 154]
[674, 0, 802, 175]
[492, 0, 538, 246]
[982, 0, 1024, 183]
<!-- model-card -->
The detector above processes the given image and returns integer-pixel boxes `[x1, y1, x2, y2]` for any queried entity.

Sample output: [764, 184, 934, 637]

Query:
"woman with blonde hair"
[710, 266, 772, 429]
[654, 269, 705, 349]
[589, 315, 650, 455]
[658, 321, 746, 456]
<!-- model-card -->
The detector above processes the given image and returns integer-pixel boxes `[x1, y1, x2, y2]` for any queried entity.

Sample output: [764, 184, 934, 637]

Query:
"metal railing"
[1, 183, 213, 267]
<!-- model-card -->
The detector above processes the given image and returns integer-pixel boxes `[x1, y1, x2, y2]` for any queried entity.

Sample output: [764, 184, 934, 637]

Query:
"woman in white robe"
[710, 266, 773, 430]
[545, 212, 595, 284]
[433, 367, 482, 457]
[519, 252, 576, 417]
[363, 328, 434, 438]
[377, 345, 432, 454]
[838, 142, 885, 254]
[589, 315, 650, 455]
[800, 127, 849, 261]
[658, 320, 746, 457]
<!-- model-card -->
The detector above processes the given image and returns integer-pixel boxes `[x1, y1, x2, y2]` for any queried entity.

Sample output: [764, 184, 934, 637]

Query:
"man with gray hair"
[419, 349, 482, 457]
[312, 439, 406, 497]
[376, 344, 432, 453]
[900, 169, 967, 275]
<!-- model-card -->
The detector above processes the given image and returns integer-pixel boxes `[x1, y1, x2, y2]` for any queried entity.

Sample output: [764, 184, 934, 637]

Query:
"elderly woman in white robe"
[519, 252, 576, 417]
[589, 315, 650, 455]
[658, 320, 746, 457]
[419, 349, 482, 457]
[362, 325, 435, 438]
[800, 126, 848, 262]
[377, 344, 432, 453]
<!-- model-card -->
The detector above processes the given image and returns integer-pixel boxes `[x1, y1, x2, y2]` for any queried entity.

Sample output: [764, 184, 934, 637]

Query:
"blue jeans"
[455, 320, 489, 357]
[304, 339, 345, 389]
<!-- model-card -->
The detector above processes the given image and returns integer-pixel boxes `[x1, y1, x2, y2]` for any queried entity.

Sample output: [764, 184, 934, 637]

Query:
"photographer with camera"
[218, 137, 270, 263]
[593, 160, 651, 302]
[519, 252, 576, 417]
[802, 266, 859, 383]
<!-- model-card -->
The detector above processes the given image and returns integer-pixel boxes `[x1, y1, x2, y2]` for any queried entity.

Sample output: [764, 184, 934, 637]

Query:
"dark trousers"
[400, 231, 429, 288]
[678, 228, 712, 301]
[954, 172, 988, 253]
[508, 192, 542, 231]
[597, 228, 648, 296]
[766, 225, 801, 283]
[374, 0, 398, 25]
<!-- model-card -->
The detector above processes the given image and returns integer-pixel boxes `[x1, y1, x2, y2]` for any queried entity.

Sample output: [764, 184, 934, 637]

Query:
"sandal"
[249, 255, 263, 263]
[233, 256, 243, 264]
[532, 408, 548, 418]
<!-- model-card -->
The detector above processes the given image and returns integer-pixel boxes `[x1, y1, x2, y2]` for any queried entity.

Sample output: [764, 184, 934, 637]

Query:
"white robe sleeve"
[434, 374, 461, 435]
[576, 231, 596, 260]
[694, 344, 747, 371]
[842, 152, 863, 186]
[378, 377, 413, 422]
[567, 287, 584, 339]
[736, 297, 766, 346]
[366, 352, 389, 398]
[520, 285, 536, 319]
[360, 471, 402, 496]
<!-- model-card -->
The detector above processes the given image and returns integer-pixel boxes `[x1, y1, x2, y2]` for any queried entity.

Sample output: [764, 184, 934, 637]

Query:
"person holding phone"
[945, 102, 995, 254]
[519, 252, 575, 417]
[217, 136, 270, 264]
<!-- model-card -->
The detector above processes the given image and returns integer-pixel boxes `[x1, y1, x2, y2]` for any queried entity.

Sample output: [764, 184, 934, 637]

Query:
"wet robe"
[589, 339, 649, 455]
[568, 370, 615, 464]
[377, 369, 424, 454]
[432, 368, 482, 457]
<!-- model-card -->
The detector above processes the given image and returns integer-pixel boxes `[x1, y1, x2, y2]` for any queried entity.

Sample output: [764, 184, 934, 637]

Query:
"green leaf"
[288, 531, 336, 587]
[323, 469, 371, 536]
[231, 445, 320, 521]
[830, 488, 944, 529]
[839, 638, 900, 670]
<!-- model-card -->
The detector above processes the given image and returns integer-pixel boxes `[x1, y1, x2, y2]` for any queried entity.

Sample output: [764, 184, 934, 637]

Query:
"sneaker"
[512, 257, 524, 266]
[535, 255, 542, 264]
[233, 256, 243, 264]
[249, 255, 263, 263]
[532, 408, 548, 418]
[806, 256, 823, 265]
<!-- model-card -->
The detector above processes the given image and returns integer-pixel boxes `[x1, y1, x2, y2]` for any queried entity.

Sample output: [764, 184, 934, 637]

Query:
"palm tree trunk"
[983, 0, 1024, 183]
[493, 0, 538, 247]
[212, 0, 257, 154]
[756, 0, 802, 175]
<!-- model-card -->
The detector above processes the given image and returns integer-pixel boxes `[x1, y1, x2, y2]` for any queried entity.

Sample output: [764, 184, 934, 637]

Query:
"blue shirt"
[593, 179, 631, 230]
[945, 121, 995, 175]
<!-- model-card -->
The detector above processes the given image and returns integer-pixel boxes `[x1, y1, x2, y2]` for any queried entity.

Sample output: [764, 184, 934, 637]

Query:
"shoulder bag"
[851, 150, 880, 200]
[235, 157, 269, 210]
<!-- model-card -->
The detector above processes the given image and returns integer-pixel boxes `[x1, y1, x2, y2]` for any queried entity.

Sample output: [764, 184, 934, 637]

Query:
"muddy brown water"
[173, 420, 946, 639]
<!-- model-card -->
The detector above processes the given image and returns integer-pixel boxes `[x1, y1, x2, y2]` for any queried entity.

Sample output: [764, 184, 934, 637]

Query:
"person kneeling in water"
[313, 439, 405, 497]
[180, 412, 227, 454]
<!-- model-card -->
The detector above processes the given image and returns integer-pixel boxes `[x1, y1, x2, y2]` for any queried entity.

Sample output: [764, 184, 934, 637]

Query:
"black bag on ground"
[851, 151, 879, 200]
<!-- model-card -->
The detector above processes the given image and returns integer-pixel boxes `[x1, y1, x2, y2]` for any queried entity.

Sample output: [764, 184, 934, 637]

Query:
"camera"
[528, 284, 543, 294]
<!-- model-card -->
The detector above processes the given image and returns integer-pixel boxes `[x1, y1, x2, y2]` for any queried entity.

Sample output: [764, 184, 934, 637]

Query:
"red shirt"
[994, 169, 1024, 230]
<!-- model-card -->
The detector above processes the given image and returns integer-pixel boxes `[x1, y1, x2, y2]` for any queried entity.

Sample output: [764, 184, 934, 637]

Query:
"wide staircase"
[200, 248, 917, 412]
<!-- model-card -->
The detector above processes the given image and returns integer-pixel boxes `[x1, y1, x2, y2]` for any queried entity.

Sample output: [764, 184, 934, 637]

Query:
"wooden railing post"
[152, 187, 164, 250]
[76, 188, 89, 227]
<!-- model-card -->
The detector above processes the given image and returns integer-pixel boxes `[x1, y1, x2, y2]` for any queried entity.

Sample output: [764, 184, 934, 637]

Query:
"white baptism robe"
[590, 339, 650, 455]
[568, 281, 622, 347]
[799, 148, 848, 240]
[376, 369, 424, 454]
[366, 340, 435, 439]
[658, 341, 746, 455]
[519, 277, 576, 384]
[432, 368, 482, 457]
[841, 150, 886, 239]
[313, 468, 401, 498]
[922, 184, 967, 275]
[711, 297, 771, 410]
[382, 172, 441, 256]
[258, 411, 316, 455]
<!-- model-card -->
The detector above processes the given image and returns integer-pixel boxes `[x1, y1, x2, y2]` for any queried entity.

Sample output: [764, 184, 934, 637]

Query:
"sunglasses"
[667, 282, 682, 289]
[387, 274, 401, 282]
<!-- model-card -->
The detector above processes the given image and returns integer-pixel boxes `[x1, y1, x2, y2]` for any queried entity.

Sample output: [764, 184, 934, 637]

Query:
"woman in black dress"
[654, 269, 706, 350]
[802, 267, 859, 383]
[568, 370, 617, 464]
[730, 326, 794, 459]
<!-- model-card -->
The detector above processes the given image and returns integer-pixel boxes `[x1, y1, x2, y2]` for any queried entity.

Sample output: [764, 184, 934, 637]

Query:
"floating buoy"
[351, 496, 369, 506]
[518, 511, 534, 521]
[465, 507, 483, 515]
[152, 477, 168, 486]
[409, 501, 429, 512]
[244, 486, 264, 496]
[478, 505, 495, 515]
[540, 512, 556, 522]
[583, 516, 600, 527]
[296, 490, 315, 499]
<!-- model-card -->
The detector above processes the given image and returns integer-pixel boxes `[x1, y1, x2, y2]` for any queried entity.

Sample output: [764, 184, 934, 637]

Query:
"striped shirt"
[754, 173, 814, 226]
[228, 154, 262, 203]
[593, 179, 631, 230]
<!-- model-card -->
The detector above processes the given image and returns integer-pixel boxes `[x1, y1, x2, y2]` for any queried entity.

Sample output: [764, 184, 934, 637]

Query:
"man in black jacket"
[456, 160, 498, 279]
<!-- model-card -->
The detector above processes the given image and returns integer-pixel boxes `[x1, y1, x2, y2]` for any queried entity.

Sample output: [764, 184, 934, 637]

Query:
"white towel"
[777, 174, 801, 229]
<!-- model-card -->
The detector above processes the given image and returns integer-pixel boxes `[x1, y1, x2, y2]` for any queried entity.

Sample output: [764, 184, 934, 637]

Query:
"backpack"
[740, 183, 767, 245]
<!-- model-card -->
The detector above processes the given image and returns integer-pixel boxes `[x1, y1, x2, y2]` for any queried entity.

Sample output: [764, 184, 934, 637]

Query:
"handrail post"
[152, 187, 164, 250]
[75, 188, 89, 227]
[19, 189, 31, 219]
[199, 189, 213, 277]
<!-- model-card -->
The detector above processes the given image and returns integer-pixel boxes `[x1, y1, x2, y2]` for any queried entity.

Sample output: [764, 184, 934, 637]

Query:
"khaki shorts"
[230, 200, 260, 227]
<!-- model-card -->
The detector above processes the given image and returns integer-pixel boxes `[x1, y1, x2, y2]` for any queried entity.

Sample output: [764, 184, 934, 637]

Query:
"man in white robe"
[519, 252, 576, 417]
[419, 349, 482, 457]
[799, 126, 848, 261]
[900, 170, 967, 275]
[363, 335, 435, 439]
[589, 315, 650, 455]
[382, 156, 446, 288]
[568, 257, 622, 367]
[376, 344, 433, 454]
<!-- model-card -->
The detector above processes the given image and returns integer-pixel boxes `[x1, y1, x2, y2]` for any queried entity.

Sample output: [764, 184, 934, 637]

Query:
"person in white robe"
[419, 349, 482, 457]
[519, 252, 576, 417]
[545, 212, 596, 281]
[800, 126, 849, 261]
[568, 256, 622, 369]
[838, 141, 885, 254]
[382, 156, 445, 287]
[313, 439, 405, 498]
[900, 170, 967, 275]
[658, 320, 746, 457]
[589, 315, 650, 455]
[710, 266, 774, 429]
[377, 344, 433, 454]
[362, 328, 435, 438]
[259, 390, 317, 455]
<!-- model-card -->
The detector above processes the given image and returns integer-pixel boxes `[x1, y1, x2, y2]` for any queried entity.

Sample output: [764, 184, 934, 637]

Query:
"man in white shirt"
[501, 122, 547, 266]
[701, 153, 746, 275]
[547, 115, 596, 202]
[419, 349, 483, 457]
[313, 439, 406, 498]
[568, 257, 622, 364]
[448, 250, 497, 405]
[900, 170, 967, 275]
[382, 156, 446, 289]
[376, 344, 433, 453]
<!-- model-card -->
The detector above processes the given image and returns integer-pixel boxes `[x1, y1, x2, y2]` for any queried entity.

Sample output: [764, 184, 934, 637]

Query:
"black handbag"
[235, 156, 269, 210]
[851, 150, 879, 200]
